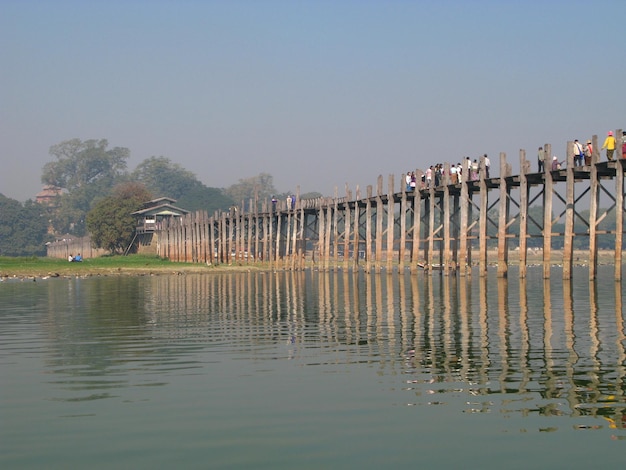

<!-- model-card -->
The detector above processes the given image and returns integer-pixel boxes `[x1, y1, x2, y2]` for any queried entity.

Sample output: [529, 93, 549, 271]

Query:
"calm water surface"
[2, 266, 626, 469]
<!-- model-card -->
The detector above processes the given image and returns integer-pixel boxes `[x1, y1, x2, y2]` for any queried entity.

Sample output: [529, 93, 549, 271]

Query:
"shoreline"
[1, 250, 621, 281]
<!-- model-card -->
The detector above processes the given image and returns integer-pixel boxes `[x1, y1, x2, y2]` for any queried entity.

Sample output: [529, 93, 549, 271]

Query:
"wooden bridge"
[155, 131, 626, 281]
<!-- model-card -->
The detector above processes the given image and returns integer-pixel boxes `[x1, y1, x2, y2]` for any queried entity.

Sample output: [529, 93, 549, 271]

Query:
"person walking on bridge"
[601, 131, 616, 161]
[574, 140, 584, 167]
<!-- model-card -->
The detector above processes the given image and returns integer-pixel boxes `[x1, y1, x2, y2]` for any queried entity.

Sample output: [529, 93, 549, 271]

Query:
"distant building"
[35, 185, 63, 206]
[131, 197, 189, 233]
[126, 197, 189, 255]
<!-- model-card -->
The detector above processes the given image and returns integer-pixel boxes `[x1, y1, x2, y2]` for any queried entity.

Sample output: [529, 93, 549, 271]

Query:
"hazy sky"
[1, 0, 624, 202]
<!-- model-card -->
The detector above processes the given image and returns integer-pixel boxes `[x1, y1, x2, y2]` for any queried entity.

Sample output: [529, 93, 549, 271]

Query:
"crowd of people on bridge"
[405, 154, 491, 191]
[538, 130, 625, 172]
[404, 130, 625, 193]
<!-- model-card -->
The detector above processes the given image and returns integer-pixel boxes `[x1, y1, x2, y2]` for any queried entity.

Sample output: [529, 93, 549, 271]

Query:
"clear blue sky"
[1, 0, 624, 202]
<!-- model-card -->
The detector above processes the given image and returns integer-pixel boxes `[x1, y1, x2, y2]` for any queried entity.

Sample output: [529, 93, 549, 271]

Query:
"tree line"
[0, 138, 321, 256]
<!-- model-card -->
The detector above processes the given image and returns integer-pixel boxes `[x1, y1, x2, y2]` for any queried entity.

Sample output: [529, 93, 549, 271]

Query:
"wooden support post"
[427, 184, 435, 272]
[275, 211, 282, 268]
[285, 205, 292, 265]
[459, 166, 469, 275]
[324, 197, 337, 271]
[478, 155, 488, 277]
[518, 149, 529, 278]
[386, 174, 395, 273]
[563, 141, 575, 279]
[344, 184, 352, 272]
[353, 186, 361, 272]
[411, 172, 422, 272]
[452, 193, 459, 271]
[399, 178, 407, 271]
[497, 152, 509, 278]
[375, 176, 384, 273]
[589, 136, 599, 280]
[443, 163, 452, 274]
[318, 204, 325, 271]
[365, 185, 373, 273]
[331, 189, 339, 272]
[268, 201, 274, 268]
[615, 130, 624, 281]
[543, 143, 553, 279]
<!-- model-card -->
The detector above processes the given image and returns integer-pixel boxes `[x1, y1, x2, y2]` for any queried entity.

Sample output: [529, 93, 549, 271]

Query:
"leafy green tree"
[225, 173, 277, 206]
[41, 139, 130, 235]
[132, 156, 201, 199]
[86, 183, 152, 254]
[131, 156, 234, 212]
[300, 191, 323, 200]
[177, 185, 234, 213]
[0, 195, 50, 256]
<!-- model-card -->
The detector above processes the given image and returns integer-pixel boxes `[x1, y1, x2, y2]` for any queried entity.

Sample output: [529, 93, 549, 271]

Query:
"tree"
[131, 156, 234, 212]
[41, 139, 130, 235]
[132, 156, 202, 200]
[0, 195, 50, 256]
[86, 183, 152, 254]
[177, 185, 234, 213]
[225, 173, 277, 206]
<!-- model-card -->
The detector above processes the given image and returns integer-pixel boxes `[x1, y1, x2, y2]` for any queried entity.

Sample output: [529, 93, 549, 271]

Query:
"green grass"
[0, 254, 272, 277]
[0, 254, 202, 277]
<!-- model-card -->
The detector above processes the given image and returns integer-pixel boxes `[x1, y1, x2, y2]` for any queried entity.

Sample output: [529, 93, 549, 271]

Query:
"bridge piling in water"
[155, 132, 625, 278]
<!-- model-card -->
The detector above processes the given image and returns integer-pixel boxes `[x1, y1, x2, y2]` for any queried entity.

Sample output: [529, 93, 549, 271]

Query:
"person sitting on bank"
[68, 254, 74, 262]
[74, 253, 82, 262]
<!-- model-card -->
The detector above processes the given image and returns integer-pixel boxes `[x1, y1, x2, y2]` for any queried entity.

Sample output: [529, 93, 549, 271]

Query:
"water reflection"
[16, 267, 625, 434]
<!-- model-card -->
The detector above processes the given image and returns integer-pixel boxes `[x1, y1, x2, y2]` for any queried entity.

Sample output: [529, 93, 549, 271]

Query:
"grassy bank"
[0, 255, 268, 279]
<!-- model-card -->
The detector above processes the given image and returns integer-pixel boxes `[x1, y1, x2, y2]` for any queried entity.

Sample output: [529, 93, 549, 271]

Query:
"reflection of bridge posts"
[588, 281, 601, 415]
[563, 279, 579, 415]
[518, 276, 530, 394]
[543, 278, 556, 398]
[497, 277, 509, 393]
[615, 282, 625, 403]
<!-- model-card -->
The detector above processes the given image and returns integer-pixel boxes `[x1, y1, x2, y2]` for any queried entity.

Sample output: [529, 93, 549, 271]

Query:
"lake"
[2, 266, 625, 469]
